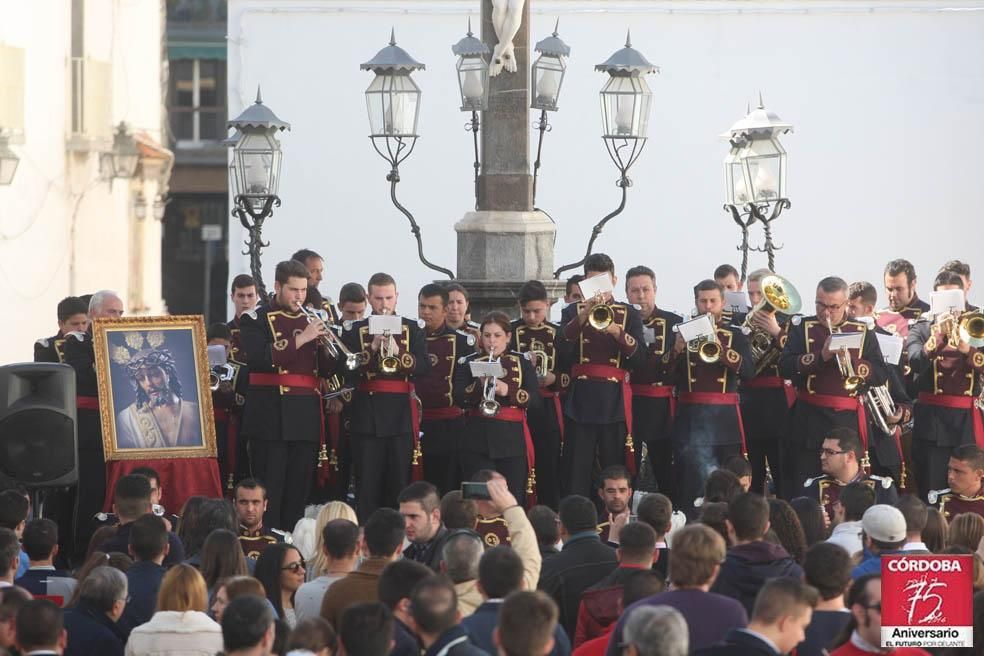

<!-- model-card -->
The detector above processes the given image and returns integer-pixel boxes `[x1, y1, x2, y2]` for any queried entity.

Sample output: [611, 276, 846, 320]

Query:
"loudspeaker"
[0, 363, 78, 487]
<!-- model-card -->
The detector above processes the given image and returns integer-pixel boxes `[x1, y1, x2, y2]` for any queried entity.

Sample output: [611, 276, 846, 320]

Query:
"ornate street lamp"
[227, 88, 290, 298]
[101, 122, 140, 180]
[555, 31, 658, 278]
[722, 94, 793, 278]
[362, 30, 453, 279]
[530, 20, 570, 206]
[0, 132, 18, 186]
[452, 19, 490, 209]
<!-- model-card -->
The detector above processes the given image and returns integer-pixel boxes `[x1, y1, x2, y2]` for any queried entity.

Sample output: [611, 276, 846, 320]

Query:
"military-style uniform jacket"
[239, 299, 338, 443]
[62, 330, 103, 451]
[558, 301, 646, 425]
[907, 318, 984, 447]
[227, 315, 247, 366]
[930, 484, 984, 521]
[879, 296, 931, 324]
[34, 332, 68, 363]
[631, 308, 683, 444]
[238, 524, 286, 559]
[476, 514, 511, 548]
[341, 315, 430, 438]
[739, 315, 795, 438]
[510, 320, 566, 390]
[416, 324, 474, 455]
[804, 471, 898, 519]
[453, 350, 541, 460]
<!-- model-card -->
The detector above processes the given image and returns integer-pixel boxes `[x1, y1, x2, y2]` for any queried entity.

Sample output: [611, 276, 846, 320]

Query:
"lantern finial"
[390, 27, 396, 46]
[255, 86, 263, 105]
[758, 91, 765, 109]
[467, 17, 473, 37]
[625, 29, 632, 48]
[553, 18, 560, 36]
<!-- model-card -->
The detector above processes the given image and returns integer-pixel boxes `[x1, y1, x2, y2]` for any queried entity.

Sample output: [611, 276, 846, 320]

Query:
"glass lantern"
[599, 74, 653, 139]
[102, 123, 140, 179]
[365, 72, 421, 138]
[532, 51, 565, 112]
[231, 127, 283, 209]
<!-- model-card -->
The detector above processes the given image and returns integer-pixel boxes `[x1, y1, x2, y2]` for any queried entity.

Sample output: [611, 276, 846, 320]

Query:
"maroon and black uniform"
[558, 302, 646, 499]
[224, 315, 252, 485]
[631, 308, 683, 498]
[341, 316, 429, 520]
[803, 471, 898, 520]
[476, 514, 510, 548]
[240, 299, 338, 529]
[238, 523, 285, 560]
[511, 320, 566, 509]
[416, 324, 474, 494]
[779, 317, 888, 500]
[34, 333, 67, 363]
[881, 296, 931, 324]
[661, 319, 754, 513]
[906, 318, 984, 498]
[453, 350, 541, 505]
[932, 485, 984, 521]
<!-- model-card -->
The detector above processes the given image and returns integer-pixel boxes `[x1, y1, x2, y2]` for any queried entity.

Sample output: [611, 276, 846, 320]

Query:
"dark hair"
[364, 508, 406, 558]
[625, 266, 656, 288]
[305, 286, 325, 309]
[128, 513, 168, 561]
[728, 493, 770, 542]
[565, 274, 585, 297]
[722, 455, 753, 480]
[637, 493, 673, 538]
[790, 497, 828, 546]
[751, 578, 819, 624]
[597, 465, 632, 490]
[693, 279, 724, 299]
[207, 322, 233, 342]
[479, 545, 524, 599]
[254, 544, 303, 619]
[827, 427, 862, 463]
[479, 311, 512, 336]
[0, 528, 21, 577]
[519, 280, 548, 305]
[840, 482, 876, 523]
[22, 518, 58, 561]
[618, 522, 658, 563]
[322, 519, 360, 560]
[130, 466, 161, 487]
[286, 616, 337, 654]
[339, 602, 394, 656]
[275, 259, 309, 285]
[409, 576, 458, 636]
[497, 591, 559, 656]
[222, 595, 274, 651]
[584, 253, 615, 276]
[713, 264, 739, 282]
[934, 270, 965, 290]
[235, 478, 267, 500]
[183, 499, 237, 558]
[291, 249, 322, 265]
[0, 585, 30, 622]
[57, 296, 88, 322]
[896, 495, 929, 535]
[397, 481, 441, 514]
[339, 282, 368, 305]
[367, 272, 397, 290]
[418, 283, 449, 306]
[16, 599, 63, 651]
[378, 559, 433, 610]
[698, 502, 730, 547]
[440, 491, 477, 531]
[817, 276, 848, 294]
[114, 474, 152, 520]
[833, 574, 880, 648]
[923, 507, 948, 553]
[704, 469, 744, 505]
[803, 542, 853, 601]
[231, 274, 256, 294]
[445, 282, 470, 301]
[201, 529, 249, 590]
[527, 505, 559, 546]
[622, 570, 665, 606]
[0, 489, 28, 530]
[559, 495, 598, 534]
[768, 498, 808, 565]
[952, 444, 984, 471]
[176, 496, 207, 550]
[848, 281, 878, 306]
[884, 258, 916, 285]
[941, 259, 971, 278]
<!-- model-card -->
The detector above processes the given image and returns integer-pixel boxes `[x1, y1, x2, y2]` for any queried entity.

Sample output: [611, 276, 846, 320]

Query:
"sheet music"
[876, 333, 904, 366]
[368, 314, 403, 335]
[723, 290, 750, 313]
[677, 314, 716, 343]
[578, 273, 614, 299]
[829, 332, 863, 351]
[469, 361, 505, 379]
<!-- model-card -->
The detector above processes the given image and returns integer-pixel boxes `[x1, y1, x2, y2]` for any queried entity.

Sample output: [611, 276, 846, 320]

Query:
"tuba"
[744, 274, 802, 375]
[479, 348, 501, 417]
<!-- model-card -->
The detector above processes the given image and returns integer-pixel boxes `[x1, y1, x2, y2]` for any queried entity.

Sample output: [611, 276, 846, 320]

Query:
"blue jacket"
[119, 560, 167, 635]
[63, 600, 126, 656]
[852, 548, 903, 579]
[424, 625, 489, 656]
[462, 600, 571, 656]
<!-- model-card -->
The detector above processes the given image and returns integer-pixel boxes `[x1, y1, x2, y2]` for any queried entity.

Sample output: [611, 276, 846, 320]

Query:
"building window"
[169, 59, 225, 145]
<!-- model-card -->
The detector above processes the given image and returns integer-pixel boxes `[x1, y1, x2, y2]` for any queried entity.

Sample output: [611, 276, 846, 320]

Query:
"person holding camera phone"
[453, 312, 541, 506]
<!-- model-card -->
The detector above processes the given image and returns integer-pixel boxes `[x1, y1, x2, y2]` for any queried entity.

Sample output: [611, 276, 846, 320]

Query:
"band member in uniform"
[35, 296, 89, 363]
[779, 277, 889, 500]
[595, 465, 633, 543]
[511, 280, 565, 509]
[906, 271, 984, 498]
[940, 260, 974, 305]
[454, 312, 540, 505]
[341, 272, 429, 520]
[207, 323, 246, 490]
[882, 258, 930, 320]
[235, 479, 286, 558]
[337, 282, 368, 322]
[228, 274, 258, 363]
[240, 260, 338, 529]
[713, 264, 743, 292]
[558, 253, 646, 499]
[416, 283, 474, 495]
[446, 283, 480, 340]
[564, 275, 585, 305]
[62, 289, 124, 555]
[624, 266, 682, 496]
[291, 248, 339, 323]
[928, 444, 984, 521]
[662, 279, 754, 513]
[803, 428, 897, 521]
[226, 274, 257, 483]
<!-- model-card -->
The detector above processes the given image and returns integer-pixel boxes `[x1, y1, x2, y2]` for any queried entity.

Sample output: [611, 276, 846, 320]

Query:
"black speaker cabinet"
[0, 363, 79, 487]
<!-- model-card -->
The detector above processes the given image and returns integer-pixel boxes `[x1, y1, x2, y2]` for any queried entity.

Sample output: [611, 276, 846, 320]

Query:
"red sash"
[797, 391, 869, 451]
[571, 364, 636, 475]
[630, 384, 677, 420]
[540, 390, 566, 444]
[678, 391, 748, 457]
[743, 376, 796, 408]
[358, 379, 422, 481]
[422, 406, 465, 422]
[212, 407, 239, 491]
[918, 392, 984, 448]
[77, 396, 99, 410]
[469, 406, 537, 507]
[249, 374, 327, 482]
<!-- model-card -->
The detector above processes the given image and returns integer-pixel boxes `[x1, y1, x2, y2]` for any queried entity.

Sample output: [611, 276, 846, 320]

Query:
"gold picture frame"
[93, 315, 217, 461]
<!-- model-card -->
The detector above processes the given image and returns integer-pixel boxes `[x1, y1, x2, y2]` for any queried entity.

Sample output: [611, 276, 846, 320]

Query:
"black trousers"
[352, 432, 412, 522]
[528, 399, 563, 510]
[421, 417, 466, 496]
[75, 446, 107, 557]
[561, 420, 625, 500]
[643, 440, 675, 498]
[675, 442, 741, 518]
[459, 451, 527, 507]
[913, 440, 955, 501]
[251, 440, 317, 531]
[422, 450, 459, 498]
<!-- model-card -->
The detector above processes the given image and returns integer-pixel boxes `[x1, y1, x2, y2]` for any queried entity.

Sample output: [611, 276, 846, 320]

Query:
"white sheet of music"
[677, 314, 716, 343]
[578, 273, 614, 299]
[876, 333, 904, 366]
[469, 361, 505, 379]
[930, 289, 965, 316]
[829, 332, 863, 352]
[724, 291, 750, 313]
[368, 314, 402, 335]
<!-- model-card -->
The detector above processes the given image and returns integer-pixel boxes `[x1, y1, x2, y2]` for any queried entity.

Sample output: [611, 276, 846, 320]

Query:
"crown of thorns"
[110, 331, 175, 375]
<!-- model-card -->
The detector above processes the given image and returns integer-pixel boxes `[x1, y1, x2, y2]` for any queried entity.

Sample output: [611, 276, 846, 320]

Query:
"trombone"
[479, 348, 501, 418]
[827, 318, 864, 395]
[298, 305, 366, 371]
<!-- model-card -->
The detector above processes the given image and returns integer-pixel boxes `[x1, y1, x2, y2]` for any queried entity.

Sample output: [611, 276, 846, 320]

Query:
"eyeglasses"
[281, 560, 306, 573]
[864, 602, 881, 613]
[815, 300, 847, 312]
[821, 448, 848, 457]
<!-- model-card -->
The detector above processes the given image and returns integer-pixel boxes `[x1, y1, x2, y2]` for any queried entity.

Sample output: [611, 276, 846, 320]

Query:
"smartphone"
[628, 514, 638, 524]
[460, 482, 491, 500]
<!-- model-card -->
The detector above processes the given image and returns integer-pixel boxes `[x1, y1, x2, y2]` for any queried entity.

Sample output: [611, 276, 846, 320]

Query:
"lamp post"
[453, 19, 490, 210]
[227, 88, 290, 299]
[722, 94, 793, 279]
[554, 31, 658, 278]
[362, 30, 453, 279]
[101, 122, 140, 180]
[530, 20, 570, 206]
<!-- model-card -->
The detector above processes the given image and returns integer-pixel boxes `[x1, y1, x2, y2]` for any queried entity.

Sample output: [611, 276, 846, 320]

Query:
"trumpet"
[672, 317, 721, 364]
[744, 274, 801, 375]
[865, 383, 898, 436]
[479, 348, 501, 418]
[587, 294, 614, 331]
[378, 309, 400, 375]
[827, 317, 864, 395]
[957, 311, 984, 348]
[298, 305, 365, 371]
[209, 363, 235, 391]
[529, 349, 549, 383]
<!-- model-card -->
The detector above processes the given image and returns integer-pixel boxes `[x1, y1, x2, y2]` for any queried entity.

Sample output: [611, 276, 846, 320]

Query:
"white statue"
[490, 0, 525, 76]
